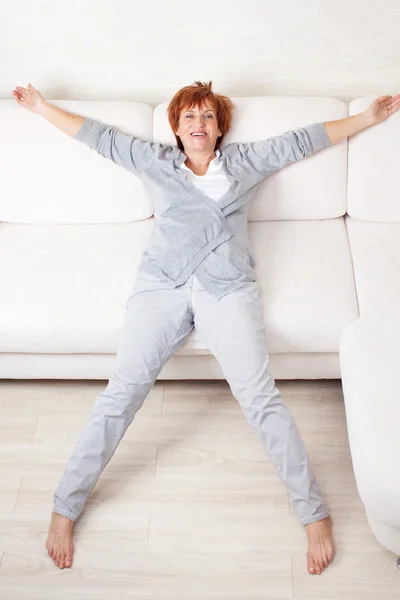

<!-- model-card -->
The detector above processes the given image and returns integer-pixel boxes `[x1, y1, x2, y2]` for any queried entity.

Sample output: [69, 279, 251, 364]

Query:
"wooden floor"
[0, 378, 398, 599]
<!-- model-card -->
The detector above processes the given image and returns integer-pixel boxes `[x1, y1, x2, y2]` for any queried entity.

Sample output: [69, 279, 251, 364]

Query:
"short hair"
[167, 81, 234, 152]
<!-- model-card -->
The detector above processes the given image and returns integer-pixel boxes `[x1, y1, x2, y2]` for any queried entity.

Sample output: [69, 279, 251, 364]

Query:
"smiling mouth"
[191, 133, 207, 137]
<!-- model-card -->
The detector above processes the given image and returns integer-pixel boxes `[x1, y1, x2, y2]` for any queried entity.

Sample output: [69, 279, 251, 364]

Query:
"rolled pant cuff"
[300, 510, 330, 526]
[53, 506, 78, 522]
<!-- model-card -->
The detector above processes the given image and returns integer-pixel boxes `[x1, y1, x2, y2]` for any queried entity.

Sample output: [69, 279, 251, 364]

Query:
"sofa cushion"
[344, 216, 400, 316]
[154, 96, 348, 221]
[0, 100, 154, 224]
[250, 218, 358, 352]
[0, 219, 358, 354]
[348, 97, 400, 223]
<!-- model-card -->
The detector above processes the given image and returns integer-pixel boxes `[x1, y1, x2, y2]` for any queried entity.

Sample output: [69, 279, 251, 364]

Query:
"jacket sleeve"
[74, 117, 159, 177]
[235, 122, 332, 178]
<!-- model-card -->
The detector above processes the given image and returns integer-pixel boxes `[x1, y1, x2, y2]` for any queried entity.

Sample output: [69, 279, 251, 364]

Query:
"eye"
[185, 115, 193, 118]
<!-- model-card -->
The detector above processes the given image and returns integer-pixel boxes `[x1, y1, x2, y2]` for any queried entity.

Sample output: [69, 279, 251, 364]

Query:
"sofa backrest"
[348, 98, 400, 223]
[0, 95, 359, 224]
[154, 96, 348, 222]
[0, 100, 154, 224]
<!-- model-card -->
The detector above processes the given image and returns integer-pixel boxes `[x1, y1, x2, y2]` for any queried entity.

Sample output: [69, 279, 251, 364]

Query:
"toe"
[65, 553, 72, 568]
[307, 555, 315, 574]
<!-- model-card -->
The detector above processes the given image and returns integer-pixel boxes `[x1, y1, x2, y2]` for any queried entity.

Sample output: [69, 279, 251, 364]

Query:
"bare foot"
[305, 515, 335, 575]
[46, 512, 74, 569]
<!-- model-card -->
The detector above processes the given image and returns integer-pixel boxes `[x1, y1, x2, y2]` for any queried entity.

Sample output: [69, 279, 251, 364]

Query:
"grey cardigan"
[75, 118, 331, 300]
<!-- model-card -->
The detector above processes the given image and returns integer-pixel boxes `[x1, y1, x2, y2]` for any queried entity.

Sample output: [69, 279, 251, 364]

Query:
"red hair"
[167, 81, 234, 152]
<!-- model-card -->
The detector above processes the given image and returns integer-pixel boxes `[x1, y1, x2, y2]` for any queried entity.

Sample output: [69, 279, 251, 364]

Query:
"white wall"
[2, 0, 399, 107]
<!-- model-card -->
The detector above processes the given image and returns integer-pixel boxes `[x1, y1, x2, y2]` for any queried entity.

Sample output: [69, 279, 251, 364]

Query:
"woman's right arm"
[12, 83, 84, 137]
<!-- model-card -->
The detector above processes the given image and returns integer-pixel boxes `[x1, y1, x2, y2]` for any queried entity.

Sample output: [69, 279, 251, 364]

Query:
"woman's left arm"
[233, 95, 400, 179]
[324, 94, 400, 145]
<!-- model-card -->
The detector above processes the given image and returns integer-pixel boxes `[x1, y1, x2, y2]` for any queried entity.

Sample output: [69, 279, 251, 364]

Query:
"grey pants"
[53, 272, 330, 526]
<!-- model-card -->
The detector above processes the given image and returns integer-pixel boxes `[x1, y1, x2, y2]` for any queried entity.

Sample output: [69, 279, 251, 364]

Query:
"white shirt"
[180, 149, 231, 287]
[180, 149, 231, 203]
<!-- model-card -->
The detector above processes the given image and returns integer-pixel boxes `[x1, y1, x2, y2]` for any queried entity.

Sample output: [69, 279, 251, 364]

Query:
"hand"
[364, 94, 400, 125]
[12, 83, 46, 114]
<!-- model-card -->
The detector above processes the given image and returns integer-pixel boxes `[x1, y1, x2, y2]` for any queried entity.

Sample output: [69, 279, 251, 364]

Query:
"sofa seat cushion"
[0, 221, 209, 355]
[250, 217, 358, 352]
[0, 219, 357, 354]
[344, 215, 400, 316]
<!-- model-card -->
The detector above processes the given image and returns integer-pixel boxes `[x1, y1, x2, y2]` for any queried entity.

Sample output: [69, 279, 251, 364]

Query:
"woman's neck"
[184, 151, 217, 176]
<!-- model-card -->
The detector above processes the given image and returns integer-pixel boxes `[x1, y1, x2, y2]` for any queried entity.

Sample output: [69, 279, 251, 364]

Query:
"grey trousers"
[53, 272, 330, 526]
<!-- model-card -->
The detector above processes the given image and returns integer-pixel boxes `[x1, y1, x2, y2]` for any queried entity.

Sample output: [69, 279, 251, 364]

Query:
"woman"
[12, 80, 338, 575]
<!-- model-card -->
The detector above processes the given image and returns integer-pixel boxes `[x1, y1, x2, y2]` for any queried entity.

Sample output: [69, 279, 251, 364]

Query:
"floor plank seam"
[12, 476, 23, 513]
[161, 382, 165, 415]
[291, 554, 295, 598]
[146, 514, 152, 554]
[29, 413, 40, 444]
[153, 446, 159, 479]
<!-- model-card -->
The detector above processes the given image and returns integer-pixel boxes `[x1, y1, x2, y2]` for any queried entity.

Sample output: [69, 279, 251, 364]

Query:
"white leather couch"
[1, 96, 399, 558]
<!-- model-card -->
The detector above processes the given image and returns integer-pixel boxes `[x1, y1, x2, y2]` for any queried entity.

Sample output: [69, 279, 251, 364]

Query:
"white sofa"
[1, 95, 399, 558]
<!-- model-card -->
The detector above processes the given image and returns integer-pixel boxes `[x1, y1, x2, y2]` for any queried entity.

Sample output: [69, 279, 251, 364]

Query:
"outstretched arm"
[12, 83, 84, 136]
[233, 94, 400, 179]
[12, 83, 158, 177]
[324, 94, 400, 144]
[233, 122, 331, 179]
[72, 118, 158, 177]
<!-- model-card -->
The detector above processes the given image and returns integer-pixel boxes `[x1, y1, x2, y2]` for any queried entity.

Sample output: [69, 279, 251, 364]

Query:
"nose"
[193, 115, 206, 126]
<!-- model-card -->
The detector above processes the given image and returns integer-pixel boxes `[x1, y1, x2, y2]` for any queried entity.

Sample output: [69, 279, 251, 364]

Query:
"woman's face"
[175, 100, 222, 155]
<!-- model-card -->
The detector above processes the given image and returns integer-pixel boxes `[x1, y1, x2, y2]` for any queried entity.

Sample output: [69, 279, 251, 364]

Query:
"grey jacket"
[75, 118, 331, 300]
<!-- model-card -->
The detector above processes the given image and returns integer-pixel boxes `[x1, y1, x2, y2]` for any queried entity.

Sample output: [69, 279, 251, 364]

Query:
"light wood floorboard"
[0, 378, 398, 599]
